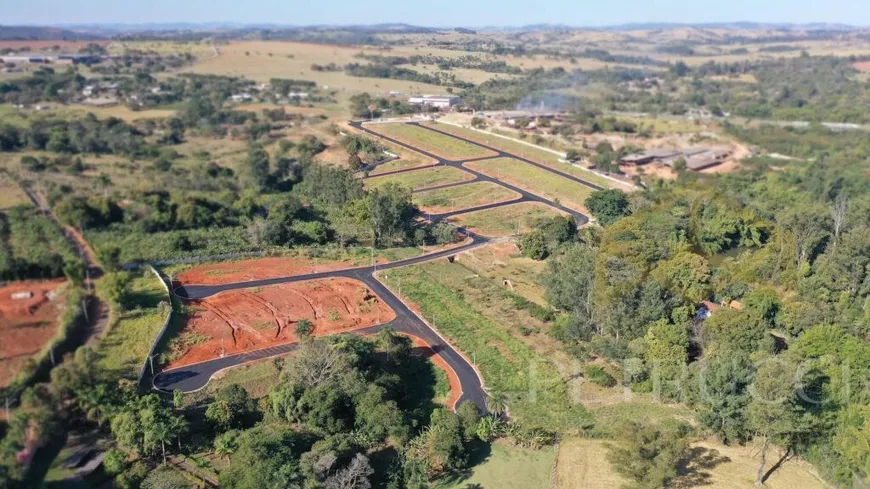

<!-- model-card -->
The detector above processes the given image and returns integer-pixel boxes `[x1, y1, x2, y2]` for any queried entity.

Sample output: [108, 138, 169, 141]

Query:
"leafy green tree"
[606, 420, 692, 489]
[693, 350, 754, 444]
[585, 189, 631, 226]
[215, 430, 241, 462]
[519, 229, 549, 260]
[141, 465, 192, 489]
[102, 271, 133, 309]
[295, 319, 314, 338]
[219, 426, 305, 489]
[206, 384, 258, 431]
[239, 143, 271, 191]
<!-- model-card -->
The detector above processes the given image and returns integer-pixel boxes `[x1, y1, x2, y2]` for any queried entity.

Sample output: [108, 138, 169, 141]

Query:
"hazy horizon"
[2, 0, 869, 29]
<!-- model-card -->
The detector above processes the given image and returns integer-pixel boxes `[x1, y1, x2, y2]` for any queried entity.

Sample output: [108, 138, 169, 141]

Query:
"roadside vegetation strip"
[464, 157, 594, 213]
[414, 181, 521, 214]
[448, 202, 567, 237]
[96, 269, 171, 380]
[381, 262, 592, 429]
[365, 165, 475, 191]
[368, 157, 439, 175]
[423, 121, 632, 191]
[367, 122, 497, 160]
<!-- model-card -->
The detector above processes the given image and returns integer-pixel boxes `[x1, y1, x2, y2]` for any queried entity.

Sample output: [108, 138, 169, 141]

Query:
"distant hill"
[0, 25, 106, 40]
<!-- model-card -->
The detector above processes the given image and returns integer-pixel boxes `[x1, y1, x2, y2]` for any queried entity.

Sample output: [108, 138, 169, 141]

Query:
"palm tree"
[214, 431, 239, 463]
[485, 391, 509, 417]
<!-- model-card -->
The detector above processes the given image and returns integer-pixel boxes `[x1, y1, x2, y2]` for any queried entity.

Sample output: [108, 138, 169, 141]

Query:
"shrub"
[584, 364, 617, 387]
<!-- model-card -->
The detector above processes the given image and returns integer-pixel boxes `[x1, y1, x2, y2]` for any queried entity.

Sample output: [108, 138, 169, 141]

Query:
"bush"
[583, 364, 617, 387]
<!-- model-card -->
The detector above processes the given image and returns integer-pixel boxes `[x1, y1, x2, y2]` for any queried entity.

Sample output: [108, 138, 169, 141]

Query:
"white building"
[408, 94, 461, 110]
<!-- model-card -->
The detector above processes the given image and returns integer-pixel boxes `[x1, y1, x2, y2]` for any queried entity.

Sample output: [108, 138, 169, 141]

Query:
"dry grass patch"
[365, 165, 473, 191]
[0, 174, 31, 209]
[414, 181, 518, 214]
[448, 202, 566, 237]
[368, 123, 496, 160]
[464, 157, 595, 213]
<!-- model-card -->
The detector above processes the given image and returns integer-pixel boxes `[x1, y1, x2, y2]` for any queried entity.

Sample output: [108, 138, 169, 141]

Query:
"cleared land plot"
[424, 121, 628, 190]
[448, 202, 566, 237]
[439, 443, 555, 489]
[456, 242, 548, 305]
[380, 261, 589, 428]
[464, 158, 594, 213]
[556, 437, 828, 489]
[368, 123, 496, 160]
[0, 174, 31, 209]
[168, 277, 395, 368]
[97, 271, 168, 378]
[0, 280, 67, 388]
[365, 165, 473, 191]
[414, 181, 519, 214]
[369, 158, 437, 175]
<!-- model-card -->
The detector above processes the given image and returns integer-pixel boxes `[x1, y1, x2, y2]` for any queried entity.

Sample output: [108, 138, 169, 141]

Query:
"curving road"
[154, 120, 607, 412]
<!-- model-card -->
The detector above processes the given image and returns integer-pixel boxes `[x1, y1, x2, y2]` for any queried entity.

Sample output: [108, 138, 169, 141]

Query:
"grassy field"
[0, 173, 30, 209]
[555, 437, 829, 489]
[380, 261, 590, 429]
[425, 121, 629, 190]
[368, 123, 496, 160]
[414, 181, 518, 213]
[97, 270, 169, 379]
[438, 443, 555, 489]
[365, 165, 473, 191]
[183, 358, 283, 407]
[465, 158, 595, 213]
[448, 202, 565, 237]
[457, 242, 549, 305]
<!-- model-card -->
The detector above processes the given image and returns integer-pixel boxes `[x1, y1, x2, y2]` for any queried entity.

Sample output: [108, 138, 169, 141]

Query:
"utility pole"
[149, 355, 155, 377]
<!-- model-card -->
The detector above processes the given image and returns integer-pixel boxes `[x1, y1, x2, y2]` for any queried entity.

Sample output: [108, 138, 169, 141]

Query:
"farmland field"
[365, 165, 474, 191]
[447, 202, 566, 237]
[464, 158, 595, 212]
[368, 123, 497, 160]
[439, 443, 555, 489]
[414, 181, 519, 214]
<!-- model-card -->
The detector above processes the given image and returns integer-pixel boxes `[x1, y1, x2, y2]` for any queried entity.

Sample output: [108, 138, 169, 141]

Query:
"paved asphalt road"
[154, 120, 605, 411]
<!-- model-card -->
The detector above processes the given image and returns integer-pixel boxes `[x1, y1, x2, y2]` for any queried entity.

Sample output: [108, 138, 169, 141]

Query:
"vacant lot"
[456, 242, 549, 305]
[424, 121, 631, 190]
[555, 437, 828, 489]
[414, 181, 518, 214]
[365, 165, 473, 191]
[176, 254, 385, 285]
[439, 442, 555, 489]
[368, 123, 496, 160]
[448, 202, 566, 237]
[97, 271, 169, 379]
[0, 279, 67, 388]
[169, 278, 395, 368]
[380, 261, 589, 428]
[465, 158, 594, 213]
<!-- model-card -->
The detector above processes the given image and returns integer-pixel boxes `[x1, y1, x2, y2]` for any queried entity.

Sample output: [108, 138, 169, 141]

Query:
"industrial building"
[621, 146, 731, 171]
[408, 94, 461, 110]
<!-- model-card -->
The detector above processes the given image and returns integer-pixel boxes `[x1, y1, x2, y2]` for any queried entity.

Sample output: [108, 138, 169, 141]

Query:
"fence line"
[137, 265, 174, 387]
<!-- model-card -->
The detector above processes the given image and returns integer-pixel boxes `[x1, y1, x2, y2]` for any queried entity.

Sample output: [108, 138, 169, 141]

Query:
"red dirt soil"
[169, 277, 396, 368]
[853, 61, 870, 72]
[175, 256, 388, 286]
[0, 280, 66, 388]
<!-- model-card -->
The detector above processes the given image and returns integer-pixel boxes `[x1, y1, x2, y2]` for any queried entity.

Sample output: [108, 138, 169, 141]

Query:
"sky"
[1, 0, 868, 27]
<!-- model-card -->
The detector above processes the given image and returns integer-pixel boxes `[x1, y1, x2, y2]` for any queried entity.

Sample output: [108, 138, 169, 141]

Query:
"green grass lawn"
[437, 443, 555, 489]
[379, 261, 591, 429]
[369, 158, 436, 175]
[97, 270, 169, 380]
[424, 122, 625, 190]
[365, 165, 473, 191]
[368, 123, 496, 160]
[465, 157, 595, 212]
[183, 358, 283, 407]
[449, 202, 565, 237]
[414, 181, 518, 213]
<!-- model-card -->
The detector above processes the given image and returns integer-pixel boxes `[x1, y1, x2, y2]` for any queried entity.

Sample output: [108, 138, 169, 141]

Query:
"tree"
[519, 229, 548, 260]
[650, 252, 711, 303]
[746, 359, 811, 485]
[206, 384, 257, 431]
[295, 319, 314, 338]
[324, 453, 374, 489]
[585, 189, 631, 226]
[694, 349, 754, 444]
[215, 430, 241, 462]
[606, 420, 692, 489]
[643, 319, 690, 401]
[239, 143, 271, 191]
[103, 271, 133, 309]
